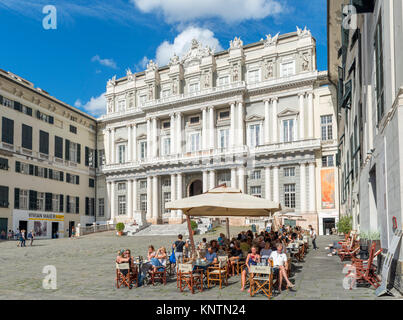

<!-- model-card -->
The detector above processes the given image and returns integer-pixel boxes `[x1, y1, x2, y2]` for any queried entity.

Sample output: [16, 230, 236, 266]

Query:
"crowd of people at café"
[115, 224, 312, 293]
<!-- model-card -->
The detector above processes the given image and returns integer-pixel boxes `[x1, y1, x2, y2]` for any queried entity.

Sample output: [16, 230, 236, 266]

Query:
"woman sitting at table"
[241, 246, 261, 292]
[147, 245, 156, 261]
[116, 249, 126, 264]
[260, 242, 272, 261]
[150, 247, 167, 272]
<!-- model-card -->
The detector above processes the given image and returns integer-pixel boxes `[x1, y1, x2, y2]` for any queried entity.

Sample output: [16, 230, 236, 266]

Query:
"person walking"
[172, 234, 185, 264]
[309, 225, 318, 250]
[21, 229, 26, 247]
[28, 230, 34, 246]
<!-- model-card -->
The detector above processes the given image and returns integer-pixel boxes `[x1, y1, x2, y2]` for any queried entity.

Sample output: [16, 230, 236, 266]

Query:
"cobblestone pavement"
[0, 229, 401, 300]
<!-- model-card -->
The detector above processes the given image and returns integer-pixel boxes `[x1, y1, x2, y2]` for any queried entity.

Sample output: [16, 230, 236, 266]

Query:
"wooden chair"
[249, 264, 273, 299]
[130, 263, 139, 287]
[116, 263, 133, 289]
[149, 264, 167, 285]
[348, 242, 383, 289]
[207, 259, 228, 289]
[294, 244, 305, 262]
[338, 234, 359, 261]
[177, 263, 203, 294]
[217, 255, 231, 277]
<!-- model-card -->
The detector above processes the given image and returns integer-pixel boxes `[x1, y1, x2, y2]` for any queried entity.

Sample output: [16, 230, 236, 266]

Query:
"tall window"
[249, 124, 261, 147]
[98, 199, 105, 217]
[321, 115, 333, 141]
[282, 119, 295, 142]
[250, 186, 262, 198]
[280, 61, 295, 77]
[248, 69, 260, 84]
[375, 16, 384, 123]
[284, 184, 296, 208]
[251, 170, 261, 180]
[118, 195, 126, 215]
[219, 128, 229, 149]
[218, 75, 230, 86]
[161, 137, 171, 156]
[322, 155, 335, 167]
[117, 182, 126, 191]
[140, 141, 147, 159]
[140, 194, 147, 211]
[69, 142, 80, 163]
[163, 192, 171, 213]
[19, 189, 28, 210]
[118, 145, 126, 164]
[139, 180, 147, 189]
[284, 167, 296, 177]
[37, 192, 45, 211]
[52, 194, 60, 212]
[189, 82, 200, 93]
[189, 132, 201, 152]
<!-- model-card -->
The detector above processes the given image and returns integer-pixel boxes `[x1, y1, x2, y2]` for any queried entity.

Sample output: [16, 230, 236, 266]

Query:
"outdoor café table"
[134, 260, 152, 284]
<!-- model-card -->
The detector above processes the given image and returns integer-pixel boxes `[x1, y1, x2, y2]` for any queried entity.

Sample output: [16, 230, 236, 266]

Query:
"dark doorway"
[68, 221, 75, 237]
[19, 220, 28, 233]
[323, 218, 335, 235]
[52, 222, 59, 239]
[0, 218, 7, 239]
[189, 180, 203, 197]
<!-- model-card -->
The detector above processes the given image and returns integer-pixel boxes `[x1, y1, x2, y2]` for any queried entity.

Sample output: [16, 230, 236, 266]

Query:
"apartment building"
[328, 0, 403, 291]
[0, 70, 97, 239]
[97, 29, 339, 234]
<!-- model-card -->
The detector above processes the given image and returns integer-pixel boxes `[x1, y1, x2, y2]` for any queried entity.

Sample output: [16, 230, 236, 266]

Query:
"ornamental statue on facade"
[107, 75, 116, 87]
[296, 26, 311, 38]
[146, 59, 158, 72]
[232, 63, 239, 82]
[301, 52, 310, 71]
[230, 36, 243, 49]
[126, 68, 134, 81]
[181, 39, 214, 67]
[265, 60, 274, 78]
[107, 98, 114, 113]
[172, 80, 178, 95]
[169, 53, 180, 66]
[264, 32, 279, 47]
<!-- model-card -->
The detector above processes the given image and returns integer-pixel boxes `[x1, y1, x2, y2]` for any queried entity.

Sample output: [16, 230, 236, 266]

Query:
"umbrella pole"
[186, 214, 195, 258]
[226, 218, 230, 240]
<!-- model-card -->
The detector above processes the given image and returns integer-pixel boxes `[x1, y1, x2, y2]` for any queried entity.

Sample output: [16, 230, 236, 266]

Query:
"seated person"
[147, 245, 156, 261]
[150, 247, 167, 272]
[260, 242, 272, 261]
[216, 245, 226, 256]
[197, 238, 208, 257]
[217, 233, 226, 246]
[240, 238, 250, 257]
[204, 246, 218, 264]
[116, 249, 126, 264]
[270, 243, 294, 292]
[241, 246, 260, 292]
[229, 243, 243, 275]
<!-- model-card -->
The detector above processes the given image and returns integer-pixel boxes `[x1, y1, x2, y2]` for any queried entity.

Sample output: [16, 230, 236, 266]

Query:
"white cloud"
[74, 93, 106, 117]
[154, 26, 223, 66]
[132, 0, 284, 23]
[91, 55, 118, 69]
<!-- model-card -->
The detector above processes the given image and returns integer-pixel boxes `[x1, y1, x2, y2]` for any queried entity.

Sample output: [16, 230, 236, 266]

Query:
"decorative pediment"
[137, 133, 147, 140]
[277, 108, 299, 118]
[181, 39, 214, 67]
[245, 114, 264, 122]
[115, 137, 127, 143]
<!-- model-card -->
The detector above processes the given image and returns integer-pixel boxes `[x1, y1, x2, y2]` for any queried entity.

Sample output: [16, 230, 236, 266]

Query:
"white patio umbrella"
[165, 185, 281, 255]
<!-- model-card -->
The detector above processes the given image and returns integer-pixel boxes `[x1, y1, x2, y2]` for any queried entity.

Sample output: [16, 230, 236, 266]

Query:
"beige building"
[0, 69, 97, 239]
[97, 29, 339, 234]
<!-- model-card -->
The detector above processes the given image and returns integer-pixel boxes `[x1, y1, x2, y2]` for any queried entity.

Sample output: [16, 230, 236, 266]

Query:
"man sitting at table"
[204, 246, 218, 264]
[270, 243, 294, 293]
[229, 242, 243, 276]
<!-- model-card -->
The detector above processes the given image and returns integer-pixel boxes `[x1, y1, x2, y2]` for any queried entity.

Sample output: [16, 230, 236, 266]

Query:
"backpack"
[169, 248, 176, 264]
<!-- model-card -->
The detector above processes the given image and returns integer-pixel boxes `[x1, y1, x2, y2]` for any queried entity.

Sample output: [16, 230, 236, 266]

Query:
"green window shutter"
[14, 188, 19, 209]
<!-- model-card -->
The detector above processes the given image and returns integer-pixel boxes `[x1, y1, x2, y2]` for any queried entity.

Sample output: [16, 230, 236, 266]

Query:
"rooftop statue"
[264, 32, 279, 47]
[229, 36, 243, 49]
[146, 59, 158, 72]
[296, 26, 311, 38]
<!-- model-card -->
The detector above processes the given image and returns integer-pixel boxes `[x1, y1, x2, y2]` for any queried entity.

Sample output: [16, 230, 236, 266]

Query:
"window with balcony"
[161, 137, 171, 156]
[189, 82, 200, 94]
[282, 119, 295, 143]
[188, 132, 201, 152]
[118, 195, 126, 215]
[247, 69, 260, 84]
[284, 184, 296, 208]
[118, 144, 126, 164]
[248, 124, 262, 148]
[218, 128, 229, 149]
[280, 61, 296, 77]
[321, 115, 333, 141]
[140, 141, 147, 159]
[218, 75, 230, 86]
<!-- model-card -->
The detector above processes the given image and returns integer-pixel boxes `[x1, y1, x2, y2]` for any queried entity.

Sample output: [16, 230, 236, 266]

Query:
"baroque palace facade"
[97, 28, 339, 234]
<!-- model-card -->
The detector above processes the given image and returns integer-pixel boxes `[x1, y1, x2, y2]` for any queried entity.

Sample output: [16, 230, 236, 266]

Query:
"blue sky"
[0, 0, 327, 117]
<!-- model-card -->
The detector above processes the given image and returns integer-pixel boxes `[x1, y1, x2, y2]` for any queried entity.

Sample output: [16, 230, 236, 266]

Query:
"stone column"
[146, 176, 152, 219]
[127, 179, 133, 218]
[202, 107, 208, 150]
[106, 181, 111, 219]
[110, 128, 115, 164]
[170, 113, 176, 154]
[238, 102, 244, 146]
[146, 118, 151, 159]
[209, 170, 216, 189]
[308, 162, 316, 212]
[238, 167, 245, 193]
[265, 167, 271, 201]
[152, 117, 158, 158]
[298, 93, 305, 140]
[272, 98, 278, 144]
[132, 179, 137, 215]
[170, 174, 177, 219]
[128, 125, 132, 162]
[110, 181, 116, 221]
[176, 112, 182, 154]
[104, 129, 110, 165]
[264, 99, 270, 144]
[230, 102, 236, 148]
[273, 166, 279, 203]
[132, 124, 137, 162]
[208, 106, 215, 149]
[203, 170, 208, 192]
[300, 163, 306, 213]
[176, 173, 183, 220]
[308, 91, 314, 138]
[231, 168, 237, 188]
[152, 176, 159, 223]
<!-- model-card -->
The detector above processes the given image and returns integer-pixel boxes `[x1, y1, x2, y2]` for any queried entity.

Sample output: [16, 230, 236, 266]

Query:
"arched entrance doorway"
[188, 180, 203, 197]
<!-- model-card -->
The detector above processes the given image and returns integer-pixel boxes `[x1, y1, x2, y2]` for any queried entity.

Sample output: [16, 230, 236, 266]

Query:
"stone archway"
[188, 179, 203, 197]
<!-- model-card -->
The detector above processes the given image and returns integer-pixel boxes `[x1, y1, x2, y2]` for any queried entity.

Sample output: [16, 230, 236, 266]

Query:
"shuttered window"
[21, 124, 32, 150]
[0, 186, 9, 208]
[45, 193, 52, 211]
[39, 130, 49, 155]
[2, 117, 14, 145]
[29, 190, 37, 210]
[0, 157, 8, 170]
[54, 136, 63, 159]
[59, 194, 64, 212]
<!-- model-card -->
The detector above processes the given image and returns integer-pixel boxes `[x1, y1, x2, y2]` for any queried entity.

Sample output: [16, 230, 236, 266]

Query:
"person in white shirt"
[269, 243, 294, 292]
[309, 225, 318, 250]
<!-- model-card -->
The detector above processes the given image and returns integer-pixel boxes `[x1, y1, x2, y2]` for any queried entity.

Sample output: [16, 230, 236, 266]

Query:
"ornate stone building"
[96, 28, 338, 234]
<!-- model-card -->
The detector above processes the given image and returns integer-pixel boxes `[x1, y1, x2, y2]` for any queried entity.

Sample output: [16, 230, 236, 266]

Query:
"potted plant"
[190, 220, 198, 235]
[368, 231, 381, 252]
[336, 215, 353, 237]
[116, 222, 125, 236]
